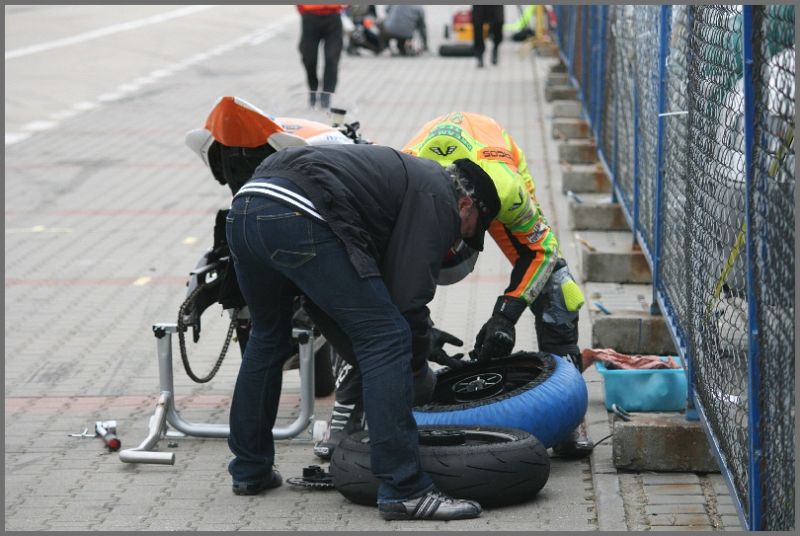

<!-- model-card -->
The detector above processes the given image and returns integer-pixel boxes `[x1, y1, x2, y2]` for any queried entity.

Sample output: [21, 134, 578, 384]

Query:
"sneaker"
[313, 426, 349, 460]
[552, 426, 594, 459]
[313, 402, 365, 460]
[232, 469, 283, 495]
[378, 488, 482, 521]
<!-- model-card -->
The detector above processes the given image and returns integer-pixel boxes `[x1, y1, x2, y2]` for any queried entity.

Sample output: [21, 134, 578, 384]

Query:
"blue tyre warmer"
[413, 353, 588, 448]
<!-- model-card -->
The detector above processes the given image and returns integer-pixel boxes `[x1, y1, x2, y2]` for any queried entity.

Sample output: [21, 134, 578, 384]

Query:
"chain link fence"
[555, 5, 794, 531]
[752, 6, 795, 530]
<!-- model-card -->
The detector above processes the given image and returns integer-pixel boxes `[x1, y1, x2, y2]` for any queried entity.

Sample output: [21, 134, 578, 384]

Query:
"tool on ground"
[286, 465, 335, 490]
[68, 421, 122, 451]
[95, 420, 122, 451]
[611, 403, 631, 422]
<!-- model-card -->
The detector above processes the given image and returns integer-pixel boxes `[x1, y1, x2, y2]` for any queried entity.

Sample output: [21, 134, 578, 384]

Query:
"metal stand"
[119, 323, 316, 465]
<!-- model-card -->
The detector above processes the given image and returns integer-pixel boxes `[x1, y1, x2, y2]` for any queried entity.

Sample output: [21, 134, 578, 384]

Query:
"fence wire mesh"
[611, 6, 636, 211]
[556, 4, 795, 530]
[599, 7, 618, 166]
[752, 5, 795, 531]
[659, 6, 692, 342]
[686, 3, 751, 511]
[632, 6, 661, 253]
[573, 6, 584, 90]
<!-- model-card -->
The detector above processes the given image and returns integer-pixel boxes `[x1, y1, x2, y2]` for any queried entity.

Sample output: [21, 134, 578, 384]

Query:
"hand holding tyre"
[473, 295, 527, 361]
[429, 327, 472, 369]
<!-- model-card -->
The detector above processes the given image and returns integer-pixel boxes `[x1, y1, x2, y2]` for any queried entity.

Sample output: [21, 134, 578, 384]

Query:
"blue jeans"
[225, 194, 433, 503]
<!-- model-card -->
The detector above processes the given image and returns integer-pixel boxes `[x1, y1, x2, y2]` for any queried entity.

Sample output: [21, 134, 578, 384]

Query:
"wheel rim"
[427, 354, 551, 406]
[451, 372, 504, 401]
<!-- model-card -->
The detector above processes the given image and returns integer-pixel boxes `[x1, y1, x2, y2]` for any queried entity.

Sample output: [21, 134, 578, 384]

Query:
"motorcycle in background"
[179, 95, 368, 396]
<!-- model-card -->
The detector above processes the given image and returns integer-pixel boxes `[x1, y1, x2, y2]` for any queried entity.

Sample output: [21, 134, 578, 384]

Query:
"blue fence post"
[681, 5, 699, 424]
[595, 7, 608, 155]
[741, 5, 762, 531]
[586, 6, 598, 134]
[581, 5, 590, 105]
[651, 6, 671, 316]
[611, 11, 619, 205]
[631, 63, 640, 244]
[567, 6, 577, 79]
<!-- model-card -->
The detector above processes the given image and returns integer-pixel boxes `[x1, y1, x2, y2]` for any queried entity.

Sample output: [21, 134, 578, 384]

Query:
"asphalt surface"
[5, 5, 738, 532]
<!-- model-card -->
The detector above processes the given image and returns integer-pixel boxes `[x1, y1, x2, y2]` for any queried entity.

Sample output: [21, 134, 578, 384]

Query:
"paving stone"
[646, 503, 706, 515]
[644, 484, 705, 496]
[644, 494, 708, 505]
[648, 513, 711, 526]
[720, 514, 744, 530]
[642, 473, 701, 485]
[650, 526, 714, 531]
[0, 5, 655, 532]
[714, 503, 739, 516]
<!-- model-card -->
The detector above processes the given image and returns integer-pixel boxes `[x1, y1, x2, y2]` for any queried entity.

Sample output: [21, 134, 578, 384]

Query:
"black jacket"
[251, 144, 460, 363]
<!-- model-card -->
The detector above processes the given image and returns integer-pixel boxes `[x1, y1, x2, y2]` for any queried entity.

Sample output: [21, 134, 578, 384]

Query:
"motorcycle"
[179, 94, 369, 396]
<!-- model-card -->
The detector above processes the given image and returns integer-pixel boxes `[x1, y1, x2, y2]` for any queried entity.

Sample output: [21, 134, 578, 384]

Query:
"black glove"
[428, 328, 470, 369]
[473, 296, 528, 361]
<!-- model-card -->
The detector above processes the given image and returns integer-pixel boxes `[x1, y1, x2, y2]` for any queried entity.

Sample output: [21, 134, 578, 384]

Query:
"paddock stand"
[119, 322, 318, 465]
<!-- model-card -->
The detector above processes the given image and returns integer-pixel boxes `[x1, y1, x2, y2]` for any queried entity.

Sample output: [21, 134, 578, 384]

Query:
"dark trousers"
[225, 194, 432, 504]
[472, 5, 504, 58]
[299, 13, 343, 93]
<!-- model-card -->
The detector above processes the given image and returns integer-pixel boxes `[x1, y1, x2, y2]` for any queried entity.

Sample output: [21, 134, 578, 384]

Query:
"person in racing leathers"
[402, 111, 592, 457]
[314, 112, 592, 460]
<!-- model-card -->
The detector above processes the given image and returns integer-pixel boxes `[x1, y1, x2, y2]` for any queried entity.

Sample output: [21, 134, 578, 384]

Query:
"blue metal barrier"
[551, 5, 794, 530]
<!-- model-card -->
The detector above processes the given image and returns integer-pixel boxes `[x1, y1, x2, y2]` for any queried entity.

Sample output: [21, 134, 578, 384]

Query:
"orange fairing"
[204, 96, 284, 147]
[276, 117, 339, 140]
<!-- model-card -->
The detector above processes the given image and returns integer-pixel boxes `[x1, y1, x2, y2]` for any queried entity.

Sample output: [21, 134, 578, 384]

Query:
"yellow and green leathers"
[403, 112, 582, 312]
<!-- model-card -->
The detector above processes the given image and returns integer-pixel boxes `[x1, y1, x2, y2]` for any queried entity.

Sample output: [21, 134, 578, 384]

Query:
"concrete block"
[553, 118, 591, 140]
[559, 141, 598, 165]
[591, 312, 678, 355]
[562, 165, 612, 193]
[534, 42, 560, 57]
[552, 100, 582, 119]
[568, 197, 629, 231]
[546, 72, 570, 87]
[545, 85, 578, 101]
[612, 413, 721, 472]
[577, 231, 651, 284]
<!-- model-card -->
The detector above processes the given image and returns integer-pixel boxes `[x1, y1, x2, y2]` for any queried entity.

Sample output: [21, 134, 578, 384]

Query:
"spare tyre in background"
[330, 425, 550, 507]
[438, 43, 474, 57]
[413, 352, 588, 448]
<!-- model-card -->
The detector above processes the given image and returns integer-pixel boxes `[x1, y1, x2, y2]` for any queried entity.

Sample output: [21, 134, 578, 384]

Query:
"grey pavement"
[5, 5, 739, 532]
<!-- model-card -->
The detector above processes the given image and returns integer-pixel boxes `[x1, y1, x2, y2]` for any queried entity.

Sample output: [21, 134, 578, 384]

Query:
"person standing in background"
[471, 5, 504, 68]
[297, 4, 345, 108]
[378, 5, 428, 56]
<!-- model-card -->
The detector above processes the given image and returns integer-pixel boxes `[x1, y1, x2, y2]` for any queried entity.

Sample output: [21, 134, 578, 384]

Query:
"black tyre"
[438, 43, 474, 57]
[330, 425, 550, 507]
[314, 342, 336, 398]
[413, 352, 588, 448]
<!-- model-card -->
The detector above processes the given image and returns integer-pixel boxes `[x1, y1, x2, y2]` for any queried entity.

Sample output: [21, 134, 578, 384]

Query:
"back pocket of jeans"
[271, 248, 315, 268]
[256, 213, 316, 268]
